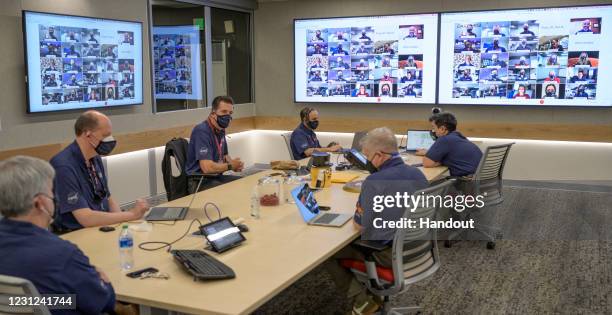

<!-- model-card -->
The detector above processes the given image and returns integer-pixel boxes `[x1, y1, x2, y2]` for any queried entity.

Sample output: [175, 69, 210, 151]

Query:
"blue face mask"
[216, 114, 232, 129]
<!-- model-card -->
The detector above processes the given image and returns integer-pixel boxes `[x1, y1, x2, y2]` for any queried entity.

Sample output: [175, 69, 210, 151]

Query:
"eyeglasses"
[35, 193, 58, 211]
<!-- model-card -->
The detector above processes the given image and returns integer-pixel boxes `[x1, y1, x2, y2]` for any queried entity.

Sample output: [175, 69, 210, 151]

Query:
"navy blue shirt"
[356, 155, 429, 242]
[0, 218, 115, 315]
[50, 141, 111, 231]
[290, 123, 321, 160]
[185, 121, 229, 175]
[426, 131, 482, 176]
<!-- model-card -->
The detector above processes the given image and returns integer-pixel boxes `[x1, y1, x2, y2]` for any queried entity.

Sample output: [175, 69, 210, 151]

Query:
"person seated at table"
[416, 112, 482, 177]
[324, 127, 428, 313]
[0, 156, 123, 314]
[289, 107, 342, 159]
[185, 96, 245, 192]
[50, 110, 149, 233]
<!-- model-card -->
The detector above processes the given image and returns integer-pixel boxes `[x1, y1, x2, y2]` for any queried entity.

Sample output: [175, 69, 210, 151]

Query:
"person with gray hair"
[0, 156, 117, 314]
[324, 127, 428, 313]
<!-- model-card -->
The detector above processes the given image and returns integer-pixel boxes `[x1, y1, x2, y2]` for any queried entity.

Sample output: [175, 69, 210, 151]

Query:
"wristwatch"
[227, 163, 233, 171]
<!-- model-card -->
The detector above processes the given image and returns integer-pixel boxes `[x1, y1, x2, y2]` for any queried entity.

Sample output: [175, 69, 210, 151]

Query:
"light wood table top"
[62, 154, 447, 315]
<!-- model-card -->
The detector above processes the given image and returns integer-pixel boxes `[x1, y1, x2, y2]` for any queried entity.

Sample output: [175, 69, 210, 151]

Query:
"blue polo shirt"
[0, 218, 115, 315]
[50, 141, 111, 231]
[186, 121, 229, 175]
[426, 131, 482, 177]
[356, 155, 429, 242]
[290, 123, 321, 159]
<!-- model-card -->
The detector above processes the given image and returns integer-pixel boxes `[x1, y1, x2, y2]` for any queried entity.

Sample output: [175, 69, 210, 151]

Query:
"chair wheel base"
[486, 241, 496, 250]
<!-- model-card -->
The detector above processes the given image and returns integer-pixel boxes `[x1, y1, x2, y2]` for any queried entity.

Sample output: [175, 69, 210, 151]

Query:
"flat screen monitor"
[438, 5, 612, 106]
[23, 11, 143, 113]
[294, 13, 439, 104]
[152, 25, 203, 100]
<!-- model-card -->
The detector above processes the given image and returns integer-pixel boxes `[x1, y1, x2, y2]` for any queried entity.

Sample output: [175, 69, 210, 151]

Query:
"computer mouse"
[237, 224, 249, 233]
[99, 226, 115, 232]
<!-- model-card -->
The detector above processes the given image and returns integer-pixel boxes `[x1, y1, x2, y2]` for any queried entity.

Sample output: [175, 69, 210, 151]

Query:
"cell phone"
[126, 267, 159, 278]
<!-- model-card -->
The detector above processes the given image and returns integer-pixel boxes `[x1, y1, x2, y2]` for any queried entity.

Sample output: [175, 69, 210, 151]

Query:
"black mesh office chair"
[340, 179, 455, 314]
[445, 142, 514, 249]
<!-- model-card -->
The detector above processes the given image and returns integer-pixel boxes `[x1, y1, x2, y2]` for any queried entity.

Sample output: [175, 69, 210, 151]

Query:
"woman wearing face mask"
[185, 96, 245, 193]
[50, 110, 149, 233]
[289, 107, 343, 159]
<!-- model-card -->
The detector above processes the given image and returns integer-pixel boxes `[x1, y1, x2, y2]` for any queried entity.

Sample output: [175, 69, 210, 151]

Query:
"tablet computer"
[199, 217, 246, 253]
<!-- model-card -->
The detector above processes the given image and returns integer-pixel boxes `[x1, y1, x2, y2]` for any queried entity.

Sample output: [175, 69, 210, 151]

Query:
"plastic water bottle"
[250, 187, 260, 219]
[118, 224, 134, 271]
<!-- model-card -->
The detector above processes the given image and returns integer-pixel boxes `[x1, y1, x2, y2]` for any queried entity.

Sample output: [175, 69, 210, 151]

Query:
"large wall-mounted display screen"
[23, 11, 143, 113]
[438, 5, 612, 106]
[294, 14, 439, 104]
[153, 25, 202, 100]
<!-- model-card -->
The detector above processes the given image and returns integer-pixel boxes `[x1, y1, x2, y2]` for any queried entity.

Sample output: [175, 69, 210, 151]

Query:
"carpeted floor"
[251, 185, 612, 314]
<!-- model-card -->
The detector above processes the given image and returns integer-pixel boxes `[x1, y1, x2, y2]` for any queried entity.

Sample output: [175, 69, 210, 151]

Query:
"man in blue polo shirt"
[50, 110, 148, 232]
[417, 112, 482, 177]
[185, 95, 244, 192]
[325, 127, 428, 313]
[0, 156, 116, 314]
[289, 107, 342, 159]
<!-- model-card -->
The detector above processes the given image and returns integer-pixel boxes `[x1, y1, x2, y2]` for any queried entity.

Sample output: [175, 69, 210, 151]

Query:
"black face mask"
[430, 130, 438, 140]
[365, 159, 378, 174]
[93, 136, 117, 156]
[307, 120, 319, 130]
[217, 114, 232, 129]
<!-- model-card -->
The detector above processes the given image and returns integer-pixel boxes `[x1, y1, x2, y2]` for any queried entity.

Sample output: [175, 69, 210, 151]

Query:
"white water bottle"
[118, 224, 134, 270]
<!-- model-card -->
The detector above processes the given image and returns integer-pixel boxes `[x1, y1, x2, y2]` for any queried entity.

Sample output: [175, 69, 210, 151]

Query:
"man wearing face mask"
[324, 128, 427, 313]
[50, 110, 149, 233]
[290, 107, 342, 160]
[0, 156, 118, 314]
[185, 95, 244, 193]
[416, 112, 482, 177]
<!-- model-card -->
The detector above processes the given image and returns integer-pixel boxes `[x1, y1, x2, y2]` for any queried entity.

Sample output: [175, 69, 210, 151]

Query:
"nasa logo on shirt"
[301, 143, 308, 149]
[67, 191, 79, 204]
[199, 147, 209, 154]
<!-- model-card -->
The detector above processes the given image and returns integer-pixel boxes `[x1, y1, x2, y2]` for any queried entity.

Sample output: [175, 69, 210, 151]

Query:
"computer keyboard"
[171, 250, 235, 281]
[314, 213, 340, 224]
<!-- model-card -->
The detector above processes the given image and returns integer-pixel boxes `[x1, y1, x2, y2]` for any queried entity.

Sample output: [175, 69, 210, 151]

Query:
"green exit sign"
[193, 18, 204, 31]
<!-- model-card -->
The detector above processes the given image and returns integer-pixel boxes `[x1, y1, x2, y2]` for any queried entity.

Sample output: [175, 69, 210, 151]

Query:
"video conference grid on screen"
[438, 6, 612, 106]
[294, 14, 438, 104]
[25, 11, 142, 113]
[153, 25, 203, 100]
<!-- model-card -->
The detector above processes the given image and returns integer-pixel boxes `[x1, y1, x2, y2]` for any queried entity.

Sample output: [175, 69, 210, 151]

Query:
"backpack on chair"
[161, 137, 189, 201]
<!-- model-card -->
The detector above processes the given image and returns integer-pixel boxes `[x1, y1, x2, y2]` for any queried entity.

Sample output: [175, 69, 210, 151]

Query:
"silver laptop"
[338, 130, 368, 154]
[291, 184, 352, 227]
[406, 129, 435, 152]
[145, 177, 203, 221]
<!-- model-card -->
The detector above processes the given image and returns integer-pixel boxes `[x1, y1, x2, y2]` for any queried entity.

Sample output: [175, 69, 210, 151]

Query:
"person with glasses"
[50, 110, 149, 233]
[0, 156, 119, 314]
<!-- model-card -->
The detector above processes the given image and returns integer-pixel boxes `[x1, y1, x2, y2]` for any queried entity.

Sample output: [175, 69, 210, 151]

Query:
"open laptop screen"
[406, 130, 435, 151]
[291, 184, 320, 222]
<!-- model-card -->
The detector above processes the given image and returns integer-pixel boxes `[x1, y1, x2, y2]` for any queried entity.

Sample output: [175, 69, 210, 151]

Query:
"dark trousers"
[187, 175, 242, 193]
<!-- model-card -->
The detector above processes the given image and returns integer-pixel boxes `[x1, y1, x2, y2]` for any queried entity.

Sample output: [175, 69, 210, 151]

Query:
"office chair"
[0, 274, 51, 315]
[340, 179, 455, 314]
[281, 132, 296, 160]
[445, 142, 514, 249]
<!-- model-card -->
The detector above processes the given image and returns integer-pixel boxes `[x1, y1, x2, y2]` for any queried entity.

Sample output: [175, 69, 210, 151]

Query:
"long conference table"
[62, 153, 448, 315]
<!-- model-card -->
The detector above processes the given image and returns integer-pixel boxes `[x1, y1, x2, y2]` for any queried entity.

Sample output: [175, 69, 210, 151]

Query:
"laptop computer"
[146, 177, 203, 221]
[338, 130, 368, 154]
[291, 184, 352, 227]
[405, 129, 435, 153]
